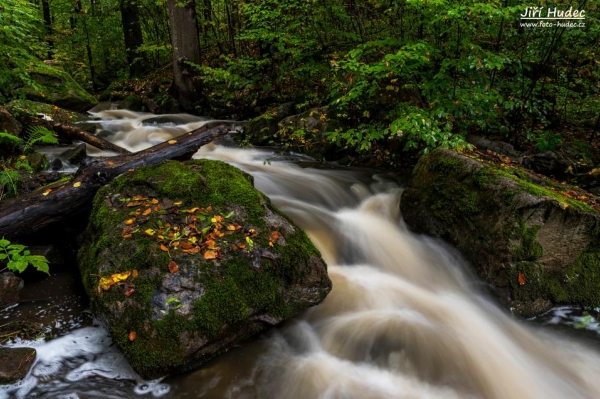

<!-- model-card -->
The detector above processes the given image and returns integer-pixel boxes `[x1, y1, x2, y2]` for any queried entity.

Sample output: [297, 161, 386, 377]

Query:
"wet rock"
[401, 149, 600, 316]
[0, 272, 24, 307]
[277, 107, 340, 158]
[0, 106, 22, 137]
[26, 152, 49, 172]
[59, 143, 87, 165]
[242, 102, 296, 146]
[50, 158, 63, 170]
[0, 347, 36, 384]
[78, 159, 331, 378]
[466, 135, 520, 159]
[522, 151, 570, 178]
[119, 95, 144, 112]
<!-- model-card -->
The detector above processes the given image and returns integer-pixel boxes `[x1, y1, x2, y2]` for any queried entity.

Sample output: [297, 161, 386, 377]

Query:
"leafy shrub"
[0, 238, 50, 274]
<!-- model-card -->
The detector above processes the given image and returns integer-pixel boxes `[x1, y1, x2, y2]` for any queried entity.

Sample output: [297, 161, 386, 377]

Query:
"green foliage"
[0, 167, 21, 199]
[24, 126, 59, 153]
[0, 132, 22, 149]
[0, 238, 50, 275]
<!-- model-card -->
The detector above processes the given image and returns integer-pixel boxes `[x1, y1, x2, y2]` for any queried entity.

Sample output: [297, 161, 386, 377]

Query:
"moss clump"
[78, 159, 328, 378]
[512, 222, 543, 262]
[16, 62, 97, 112]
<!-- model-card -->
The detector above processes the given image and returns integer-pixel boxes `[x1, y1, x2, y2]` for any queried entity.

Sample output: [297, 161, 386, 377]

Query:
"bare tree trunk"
[120, 0, 147, 77]
[168, 0, 203, 112]
[41, 0, 53, 59]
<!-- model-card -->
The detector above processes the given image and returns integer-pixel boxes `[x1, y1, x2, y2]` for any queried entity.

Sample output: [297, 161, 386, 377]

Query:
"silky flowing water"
[3, 110, 600, 398]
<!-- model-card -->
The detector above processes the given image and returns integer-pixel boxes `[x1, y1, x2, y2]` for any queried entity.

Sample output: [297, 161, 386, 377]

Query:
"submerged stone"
[0, 347, 36, 384]
[78, 159, 331, 379]
[401, 149, 600, 316]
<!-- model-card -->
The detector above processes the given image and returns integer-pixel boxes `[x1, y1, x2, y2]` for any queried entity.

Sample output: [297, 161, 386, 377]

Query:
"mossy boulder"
[78, 159, 331, 378]
[277, 107, 340, 158]
[16, 63, 97, 113]
[401, 148, 600, 316]
[5, 99, 90, 125]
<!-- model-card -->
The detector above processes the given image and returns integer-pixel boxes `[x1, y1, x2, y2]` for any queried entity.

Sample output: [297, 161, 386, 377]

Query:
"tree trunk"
[41, 0, 53, 59]
[0, 124, 229, 240]
[167, 0, 203, 112]
[120, 0, 147, 77]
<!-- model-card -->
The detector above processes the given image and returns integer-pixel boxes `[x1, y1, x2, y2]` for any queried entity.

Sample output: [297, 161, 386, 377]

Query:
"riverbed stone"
[78, 159, 331, 378]
[0, 272, 24, 307]
[401, 148, 600, 316]
[0, 347, 36, 384]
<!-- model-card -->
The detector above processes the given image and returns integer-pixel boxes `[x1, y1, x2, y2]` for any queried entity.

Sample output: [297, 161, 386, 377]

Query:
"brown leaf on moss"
[168, 260, 179, 273]
[518, 272, 526, 286]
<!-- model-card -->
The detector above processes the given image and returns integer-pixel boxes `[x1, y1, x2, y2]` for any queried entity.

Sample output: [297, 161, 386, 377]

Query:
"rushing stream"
[3, 110, 600, 398]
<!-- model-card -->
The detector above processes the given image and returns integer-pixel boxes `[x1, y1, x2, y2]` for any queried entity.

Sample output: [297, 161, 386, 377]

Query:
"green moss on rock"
[16, 63, 97, 113]
[78, 159, 330, 378]
[401, 148, 600, 316]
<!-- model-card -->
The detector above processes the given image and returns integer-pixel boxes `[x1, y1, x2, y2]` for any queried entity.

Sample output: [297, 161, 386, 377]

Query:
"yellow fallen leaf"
[168, 139, 177, 144]
[144, 228, 156, 236]
[99, 277, 114, 290]
[111, 271, 131, 283]
[73, 182, 81, 188]
[124, 218, 135, 225]
[43, 188, 52, 196]
[132, 269, 139, 278]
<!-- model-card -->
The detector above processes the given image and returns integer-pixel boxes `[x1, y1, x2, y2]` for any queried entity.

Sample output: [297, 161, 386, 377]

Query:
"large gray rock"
[401, 149, 600, 316]
[78, 159, 331, 378]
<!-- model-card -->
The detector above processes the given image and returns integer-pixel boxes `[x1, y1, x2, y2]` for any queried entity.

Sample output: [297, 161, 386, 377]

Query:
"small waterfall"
[4, 110, 600, 398]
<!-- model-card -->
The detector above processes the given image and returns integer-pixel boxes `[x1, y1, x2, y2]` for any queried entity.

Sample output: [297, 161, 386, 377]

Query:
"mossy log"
[0, 124, 229, 240]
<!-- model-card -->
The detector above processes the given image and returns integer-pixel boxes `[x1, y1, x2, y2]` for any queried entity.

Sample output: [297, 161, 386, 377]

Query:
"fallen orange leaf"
[129, 331, 136, 341]
[518, 272, 526, 286]
[43, 188, 52, 196]
[123, 234, 133, 239]
[270, 231, 280, 241]
[124, 218, 135, 225]
[142, 208, 152, 216]
[160, 243, 169, 252]
[168, 260, 179, 273]
[203, 250, 218, 260]
[132, 269, 139, 278]
[125, 286, 135, 297]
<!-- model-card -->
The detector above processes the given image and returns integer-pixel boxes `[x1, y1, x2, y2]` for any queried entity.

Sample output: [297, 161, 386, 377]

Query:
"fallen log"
[29, 116, 131, 155]
[0, 123, 229, 240]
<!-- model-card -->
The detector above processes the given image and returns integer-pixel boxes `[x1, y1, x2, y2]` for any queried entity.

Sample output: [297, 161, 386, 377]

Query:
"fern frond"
[24, 126, 58, 152]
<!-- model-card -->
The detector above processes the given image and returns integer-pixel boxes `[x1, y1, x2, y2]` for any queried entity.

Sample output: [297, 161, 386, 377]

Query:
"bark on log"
[0, 124, 229, 240]
[30, 117, 131, 155]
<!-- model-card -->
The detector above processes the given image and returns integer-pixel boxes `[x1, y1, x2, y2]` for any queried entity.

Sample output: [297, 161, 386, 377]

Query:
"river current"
[3, 110, 600, 398]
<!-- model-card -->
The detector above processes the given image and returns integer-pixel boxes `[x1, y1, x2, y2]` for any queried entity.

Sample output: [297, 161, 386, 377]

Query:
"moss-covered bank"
[78, 160, 331, 378]
[401, 149, 600, 316]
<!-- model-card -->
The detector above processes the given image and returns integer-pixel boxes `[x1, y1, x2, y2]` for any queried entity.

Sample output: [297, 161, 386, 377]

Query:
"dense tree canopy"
[0, 0, 598, 161]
